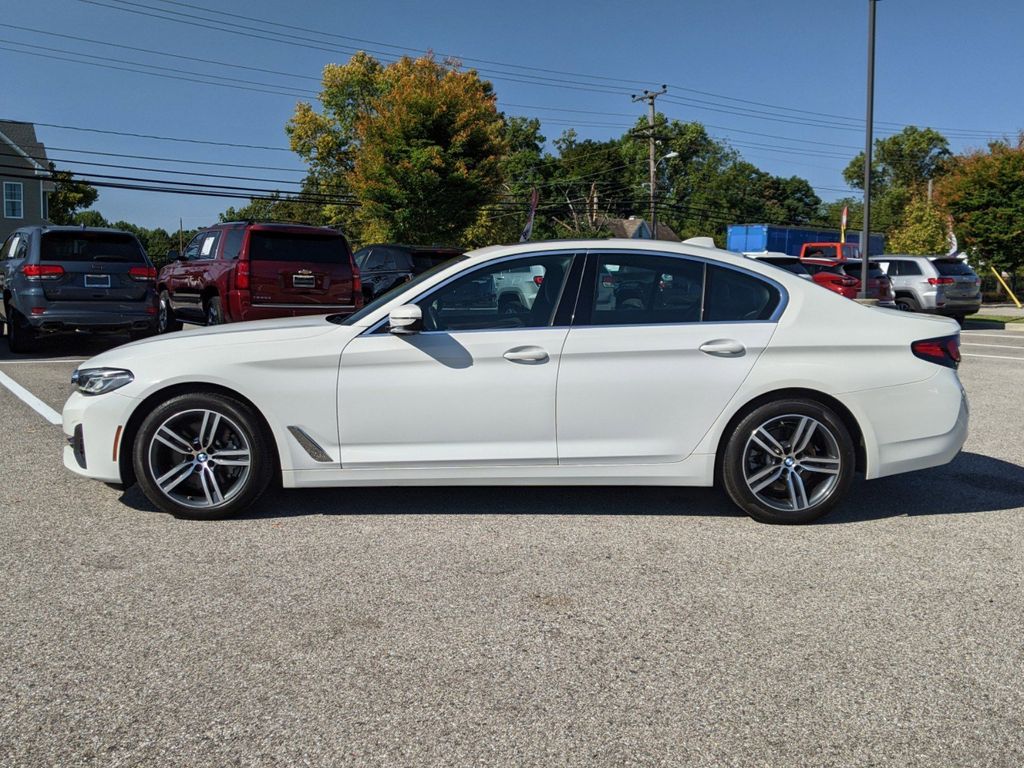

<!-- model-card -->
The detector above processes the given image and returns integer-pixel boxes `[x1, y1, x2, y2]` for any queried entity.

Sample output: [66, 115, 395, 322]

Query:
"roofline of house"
[0, 128, 48, 174]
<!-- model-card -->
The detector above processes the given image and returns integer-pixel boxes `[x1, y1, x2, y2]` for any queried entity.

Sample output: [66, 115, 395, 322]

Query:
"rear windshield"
[762, 257, 810, 276]
[841, 263, 886, 279]
[40, 232, 146, 263]
[249, 232, 349, 263]
[933, 259, 975, 276]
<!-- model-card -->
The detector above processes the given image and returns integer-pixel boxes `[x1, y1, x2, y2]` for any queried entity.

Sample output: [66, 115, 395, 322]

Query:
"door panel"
[556, 323, 775, 463]
[338, 328, 569, 467]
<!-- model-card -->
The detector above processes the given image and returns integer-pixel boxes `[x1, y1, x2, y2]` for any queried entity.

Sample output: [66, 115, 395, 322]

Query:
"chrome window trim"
[360, 249, 583, 336]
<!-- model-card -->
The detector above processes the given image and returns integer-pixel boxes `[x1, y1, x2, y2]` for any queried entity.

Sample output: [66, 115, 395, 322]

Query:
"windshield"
[332, 256, 468, 325]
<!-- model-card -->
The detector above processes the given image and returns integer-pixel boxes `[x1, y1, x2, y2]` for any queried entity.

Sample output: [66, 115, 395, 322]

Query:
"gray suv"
[876, 255, 981, 323]
[0, 226, 158, 353]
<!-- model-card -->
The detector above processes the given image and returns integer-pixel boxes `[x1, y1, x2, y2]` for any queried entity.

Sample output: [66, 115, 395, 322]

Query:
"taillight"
[236, 260, 250, 290]
[533, 275, 544, 286]
[128, 266, 157, 281]
[21, 264, 64, 280]
[912, 335, 960, 369]
[928, 277, 955, 286]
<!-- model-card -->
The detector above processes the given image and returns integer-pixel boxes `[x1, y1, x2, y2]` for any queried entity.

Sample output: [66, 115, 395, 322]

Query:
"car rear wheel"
[132, 393, 273, 519]
[157, 291, 183, 333]
[721, 399, 855, 524]
[895, 296, 919, 312]
[205, 296, 223, 326]
[7, 307, 39, 354]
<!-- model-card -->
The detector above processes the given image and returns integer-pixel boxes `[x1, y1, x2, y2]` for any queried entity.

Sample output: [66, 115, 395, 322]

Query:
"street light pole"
[860, 0, 877, 298]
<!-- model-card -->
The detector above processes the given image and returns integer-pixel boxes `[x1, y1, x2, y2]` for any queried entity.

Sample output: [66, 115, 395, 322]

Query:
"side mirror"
[388, 304, 422, 335]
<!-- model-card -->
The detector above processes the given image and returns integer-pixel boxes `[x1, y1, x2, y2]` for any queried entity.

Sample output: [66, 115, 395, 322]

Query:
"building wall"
[0, 149, 46, 242]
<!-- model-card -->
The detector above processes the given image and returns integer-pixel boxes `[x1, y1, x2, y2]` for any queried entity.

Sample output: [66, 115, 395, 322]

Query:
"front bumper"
[62, 390, 138, 483]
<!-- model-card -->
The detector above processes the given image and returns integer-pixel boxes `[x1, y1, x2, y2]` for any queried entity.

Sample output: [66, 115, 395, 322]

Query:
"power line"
[30, 121, 294, 151]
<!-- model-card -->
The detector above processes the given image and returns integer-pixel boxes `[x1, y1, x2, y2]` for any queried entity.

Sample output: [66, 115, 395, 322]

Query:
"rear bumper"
[226, 289, 357, 321]
[26, 301, 158, 333]
[936, 295, 982, 316]
[843, 369, 969, 480]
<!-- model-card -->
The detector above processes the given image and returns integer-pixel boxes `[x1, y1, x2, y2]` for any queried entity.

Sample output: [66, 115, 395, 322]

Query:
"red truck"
[798, 242, 893, 304]
[156, 222, 362, 332]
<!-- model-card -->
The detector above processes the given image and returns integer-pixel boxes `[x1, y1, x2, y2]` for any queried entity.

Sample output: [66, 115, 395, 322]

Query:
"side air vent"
[287, 426, 333, 463]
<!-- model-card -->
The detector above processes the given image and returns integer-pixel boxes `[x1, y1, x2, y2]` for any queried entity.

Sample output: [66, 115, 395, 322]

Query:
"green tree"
[71, 209, 109, 227]
[938, 136, 1024, 274]
[289, 53, 505, 245]
[887, 196, 949, 254]
[842, 126, 951, 233]
[48, 166, 99, 224]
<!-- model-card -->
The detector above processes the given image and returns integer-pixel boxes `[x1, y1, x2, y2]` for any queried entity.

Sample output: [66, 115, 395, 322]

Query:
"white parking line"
[0, 358, 89, 364]
[963, 353, 1024, 361]
[0, 369, 62, 425]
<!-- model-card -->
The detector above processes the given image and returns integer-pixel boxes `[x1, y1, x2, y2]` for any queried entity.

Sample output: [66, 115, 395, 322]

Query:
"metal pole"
[632, 86, 667, 239]
[860, 0, 876, 298]
[649, 96, 657, 237]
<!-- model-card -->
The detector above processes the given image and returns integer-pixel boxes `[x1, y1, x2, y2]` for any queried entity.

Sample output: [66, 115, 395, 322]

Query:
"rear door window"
[704, 265, 780, 322]
[40, 232, 146, 263]
[585, 253, 704, 326]
[248, 232, 348, 263]
[221, 228, 245, 260]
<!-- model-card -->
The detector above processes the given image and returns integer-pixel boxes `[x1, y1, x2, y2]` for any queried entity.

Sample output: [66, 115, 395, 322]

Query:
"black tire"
[7, 306, 39, 354]
[132, 392, 274, 519]
[895, 296, 919, 313]
[952, 314, 967, 327]
[157, 291, 183, 333]
[721, 398, 856, 524]
[205, 295, 223, 326]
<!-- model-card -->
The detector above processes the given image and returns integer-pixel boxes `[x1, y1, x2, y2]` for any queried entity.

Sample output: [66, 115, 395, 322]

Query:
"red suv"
[156, 222, 361, 331]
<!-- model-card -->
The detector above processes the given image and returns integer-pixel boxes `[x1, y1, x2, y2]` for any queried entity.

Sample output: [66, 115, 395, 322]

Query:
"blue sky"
[2, 0, 1021, 231]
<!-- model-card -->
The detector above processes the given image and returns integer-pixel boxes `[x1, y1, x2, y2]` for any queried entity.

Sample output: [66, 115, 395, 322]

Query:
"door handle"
[503, 345, 549, 363]
[699, 339, 746, 357]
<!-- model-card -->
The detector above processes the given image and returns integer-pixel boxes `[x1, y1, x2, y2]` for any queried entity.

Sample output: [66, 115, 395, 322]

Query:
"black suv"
[353, 244, 462, 301]
[0, 226, 158, 353]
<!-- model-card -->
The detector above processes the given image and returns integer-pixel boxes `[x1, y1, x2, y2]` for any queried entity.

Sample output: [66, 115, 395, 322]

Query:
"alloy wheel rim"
[158, 299, 168, 331]
[147, 408, 252, 509]
[742, 414, 842, 513]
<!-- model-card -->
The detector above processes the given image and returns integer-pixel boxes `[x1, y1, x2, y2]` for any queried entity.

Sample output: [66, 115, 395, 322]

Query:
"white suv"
[876, 256, 981, 323]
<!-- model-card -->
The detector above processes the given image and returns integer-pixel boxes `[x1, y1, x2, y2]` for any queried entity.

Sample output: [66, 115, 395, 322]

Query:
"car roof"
[34, 225, 137, 234]
[462, 238, 756, 269]
[215, 221, 345, 234]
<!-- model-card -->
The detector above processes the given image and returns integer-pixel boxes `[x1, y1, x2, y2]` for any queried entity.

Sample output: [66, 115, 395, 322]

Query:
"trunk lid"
[933, 259, 980, 299]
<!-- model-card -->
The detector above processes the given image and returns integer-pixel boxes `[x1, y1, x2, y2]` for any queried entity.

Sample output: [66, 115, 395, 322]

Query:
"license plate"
[85, 274, 111, 288]
[292, 274, 316, 288]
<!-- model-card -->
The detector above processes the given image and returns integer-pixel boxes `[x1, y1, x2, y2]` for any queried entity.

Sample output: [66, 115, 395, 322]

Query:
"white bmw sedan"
[62, 238, 968, 524]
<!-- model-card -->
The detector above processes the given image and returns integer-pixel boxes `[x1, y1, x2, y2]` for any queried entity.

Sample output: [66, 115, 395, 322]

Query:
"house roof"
[597, 216, 682, 242]
[0, 120, 49, 173]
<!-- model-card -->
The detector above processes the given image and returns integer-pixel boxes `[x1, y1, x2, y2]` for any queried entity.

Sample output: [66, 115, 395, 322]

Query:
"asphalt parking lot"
[1, 326, 1022, 767]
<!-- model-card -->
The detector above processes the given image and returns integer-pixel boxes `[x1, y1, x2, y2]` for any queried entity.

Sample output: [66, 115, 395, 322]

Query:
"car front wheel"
[721, 399, 855, 524]
[132, 393, 273, 519]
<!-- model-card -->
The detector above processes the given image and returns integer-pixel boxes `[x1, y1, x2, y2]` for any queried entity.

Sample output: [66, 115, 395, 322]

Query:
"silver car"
[876, 255, 981, 322]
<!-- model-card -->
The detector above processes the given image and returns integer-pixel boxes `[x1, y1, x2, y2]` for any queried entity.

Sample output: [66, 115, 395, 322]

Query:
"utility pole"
[860, 0, 877, 298]
[632, 85, 667, 239]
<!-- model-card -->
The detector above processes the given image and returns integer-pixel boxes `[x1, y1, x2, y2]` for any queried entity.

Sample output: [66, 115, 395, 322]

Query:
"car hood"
[80, 315, 348, 368]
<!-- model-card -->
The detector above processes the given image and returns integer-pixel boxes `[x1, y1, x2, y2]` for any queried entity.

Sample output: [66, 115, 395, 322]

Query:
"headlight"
[71, 368, 134, 395]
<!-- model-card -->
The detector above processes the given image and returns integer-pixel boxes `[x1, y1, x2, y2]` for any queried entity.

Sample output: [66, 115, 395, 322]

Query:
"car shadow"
[0, 332, 135, 362]
[117, 451, 1024, 524]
